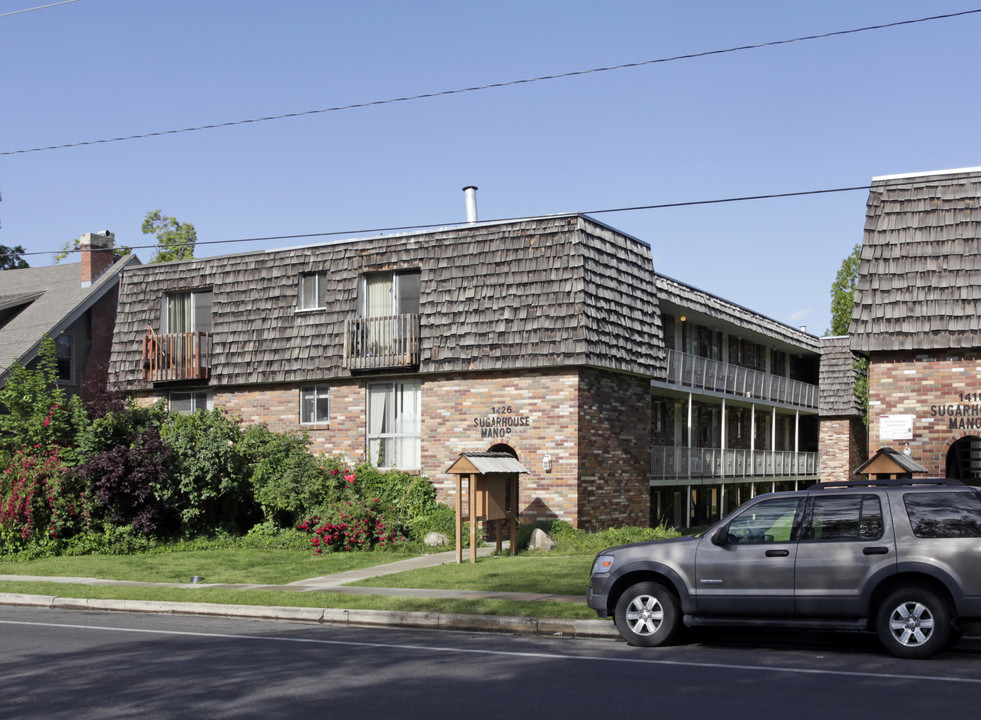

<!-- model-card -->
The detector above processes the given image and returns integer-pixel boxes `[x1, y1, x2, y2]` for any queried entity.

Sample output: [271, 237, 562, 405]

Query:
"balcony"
[344, 314, 420, 371]
[142, 331, 211, 383]
[663, 349, 819, 409]
[651, 445, 819, 481]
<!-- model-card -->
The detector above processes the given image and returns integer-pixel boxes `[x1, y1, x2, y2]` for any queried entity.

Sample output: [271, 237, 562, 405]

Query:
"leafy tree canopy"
[828, 243, 862, 336]
[143, 210, 196, 263]
[0, 243, 28, 270]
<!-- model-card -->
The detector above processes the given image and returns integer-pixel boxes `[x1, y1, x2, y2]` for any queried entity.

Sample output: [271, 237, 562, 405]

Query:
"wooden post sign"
[445, 452, 529, 563]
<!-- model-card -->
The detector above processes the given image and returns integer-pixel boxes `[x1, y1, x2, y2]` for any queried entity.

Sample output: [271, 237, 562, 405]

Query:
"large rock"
[529, 528, 556, 552]
[424, 532, 450, 547]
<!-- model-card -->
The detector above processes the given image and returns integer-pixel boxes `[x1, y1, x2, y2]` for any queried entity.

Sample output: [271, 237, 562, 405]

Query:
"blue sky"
[3, 1, 980, 336]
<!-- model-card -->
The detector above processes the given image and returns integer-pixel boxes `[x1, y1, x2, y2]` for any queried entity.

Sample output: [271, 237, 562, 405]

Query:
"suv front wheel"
[876, 588, 951, 659]
[614, 582, 681, 647]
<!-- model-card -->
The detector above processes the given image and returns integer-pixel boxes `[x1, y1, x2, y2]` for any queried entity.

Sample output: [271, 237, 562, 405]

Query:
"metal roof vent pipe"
[463, 185, 478, 224]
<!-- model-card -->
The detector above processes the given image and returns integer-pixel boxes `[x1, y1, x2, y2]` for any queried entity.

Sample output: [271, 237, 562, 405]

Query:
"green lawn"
[0, 549, 598, 619]
[352, 555, 592, 596]
[0, 549, 415, 585]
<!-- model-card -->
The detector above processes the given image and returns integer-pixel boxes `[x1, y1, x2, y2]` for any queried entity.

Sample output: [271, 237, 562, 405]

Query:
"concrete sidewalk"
[0, 548, 616, 639]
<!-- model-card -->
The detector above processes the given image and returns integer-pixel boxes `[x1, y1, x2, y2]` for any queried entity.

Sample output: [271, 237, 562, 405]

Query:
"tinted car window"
[904, 491, 981, 538]
[726, 497, 801, 543]
[805, 495, 883, 540]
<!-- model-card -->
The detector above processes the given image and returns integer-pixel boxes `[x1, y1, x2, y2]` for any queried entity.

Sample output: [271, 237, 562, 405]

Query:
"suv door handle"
[765, 549, 790, 557]
[863, 546, 889, 555]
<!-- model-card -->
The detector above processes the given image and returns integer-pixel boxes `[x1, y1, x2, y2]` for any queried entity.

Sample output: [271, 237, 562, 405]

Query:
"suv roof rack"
[807, 478, 964, 490]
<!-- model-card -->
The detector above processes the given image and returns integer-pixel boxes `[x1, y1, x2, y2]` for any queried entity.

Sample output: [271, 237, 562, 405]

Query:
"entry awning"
[446, 451, 529, 476]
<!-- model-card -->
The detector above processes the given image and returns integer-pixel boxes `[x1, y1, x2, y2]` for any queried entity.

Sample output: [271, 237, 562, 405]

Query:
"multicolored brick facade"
[867, 350, 981, 476]
[144, 366, 654, 530]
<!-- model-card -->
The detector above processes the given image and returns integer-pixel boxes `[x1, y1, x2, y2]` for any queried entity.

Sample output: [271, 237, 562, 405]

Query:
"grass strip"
[0, 581, 597, 619]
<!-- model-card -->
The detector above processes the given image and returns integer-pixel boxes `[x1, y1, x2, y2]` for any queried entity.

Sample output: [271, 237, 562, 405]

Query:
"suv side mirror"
[711, 525, 730, 547]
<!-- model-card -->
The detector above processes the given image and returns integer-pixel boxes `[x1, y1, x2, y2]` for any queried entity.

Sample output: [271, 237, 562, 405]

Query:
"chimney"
[80, 232, 115, 287]
[463, 186, 478, 224]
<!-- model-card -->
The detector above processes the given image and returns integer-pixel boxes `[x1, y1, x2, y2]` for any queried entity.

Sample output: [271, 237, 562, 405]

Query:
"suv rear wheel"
[876, 588, 951, 659]
[614, 582, 680, 647]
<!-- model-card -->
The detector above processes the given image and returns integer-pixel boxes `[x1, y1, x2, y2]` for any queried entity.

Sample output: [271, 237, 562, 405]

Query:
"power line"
[0, 0, 79, 18]
[4, 8, 979, 157]
[21, 176, 941, 258]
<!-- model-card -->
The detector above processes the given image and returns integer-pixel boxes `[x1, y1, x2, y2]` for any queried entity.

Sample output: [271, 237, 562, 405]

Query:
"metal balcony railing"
[142, 331, 211, 382]
[663, 349, 819, 409]
[651, 446, 819, 480]
[344, 314, 420, 371]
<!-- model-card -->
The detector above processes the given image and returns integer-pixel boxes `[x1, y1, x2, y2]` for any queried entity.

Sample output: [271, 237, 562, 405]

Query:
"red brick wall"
[577, 369, 651, 531]
[868, 350, 981, 476]
[136, 367, 655, 529]
[819, 417, 867, 482]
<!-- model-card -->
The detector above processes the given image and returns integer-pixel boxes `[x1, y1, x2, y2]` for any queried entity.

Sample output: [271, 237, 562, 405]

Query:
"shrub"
[242, 425, 336, 527]
[158, 409, 259, 535]
[73, 427, 174, 536]
[0, 446, 91, 556]
[520, 520, 681, 554]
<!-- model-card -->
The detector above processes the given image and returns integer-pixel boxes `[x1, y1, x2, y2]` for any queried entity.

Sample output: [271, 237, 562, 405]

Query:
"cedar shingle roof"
[851, 167, 981, 352]
[819, 336, 862, 416]
[653, 274, 821, 352]
[109, 215, 664, 389]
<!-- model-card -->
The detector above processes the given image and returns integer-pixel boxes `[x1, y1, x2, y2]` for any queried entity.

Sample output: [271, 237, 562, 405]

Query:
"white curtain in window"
[366, 274, 393, 318]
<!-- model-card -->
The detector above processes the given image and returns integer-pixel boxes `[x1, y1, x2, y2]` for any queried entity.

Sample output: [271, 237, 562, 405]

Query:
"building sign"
[931, 402, 981, 430]
[473, 405, 530, 439]
[880, 414, 914, 440]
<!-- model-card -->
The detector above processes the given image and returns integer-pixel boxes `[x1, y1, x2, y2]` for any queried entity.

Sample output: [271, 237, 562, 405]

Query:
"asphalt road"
[1, 606, 979, 719]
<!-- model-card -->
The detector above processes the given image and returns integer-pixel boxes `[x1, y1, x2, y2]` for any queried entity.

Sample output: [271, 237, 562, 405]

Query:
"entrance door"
[946, 436, 981, 481]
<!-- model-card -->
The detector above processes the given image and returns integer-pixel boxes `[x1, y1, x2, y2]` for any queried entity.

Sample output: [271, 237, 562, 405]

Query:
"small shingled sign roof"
[446, 451, 530, 475]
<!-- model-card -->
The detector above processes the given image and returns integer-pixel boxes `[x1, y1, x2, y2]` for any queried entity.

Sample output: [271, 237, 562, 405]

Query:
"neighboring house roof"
[851, 167, 981, 352]
[109, 214, 664, 389]
[819, 335, 863, 416]
[0, 255, 139, 384]
[653, 273, 822, 353]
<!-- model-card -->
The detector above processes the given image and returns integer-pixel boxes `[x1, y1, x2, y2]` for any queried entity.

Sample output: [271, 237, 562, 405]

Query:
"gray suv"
[587, 479, 981, 658]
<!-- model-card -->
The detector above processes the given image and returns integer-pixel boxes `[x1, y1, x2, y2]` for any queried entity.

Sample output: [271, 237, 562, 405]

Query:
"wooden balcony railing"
[343, 314, 420, 371]
[142, 331, 212, 382]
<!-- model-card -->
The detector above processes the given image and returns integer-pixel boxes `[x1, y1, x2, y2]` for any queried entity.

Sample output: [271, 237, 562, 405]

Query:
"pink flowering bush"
[297, 471, 404, 553]
[0, 446, 91, 554]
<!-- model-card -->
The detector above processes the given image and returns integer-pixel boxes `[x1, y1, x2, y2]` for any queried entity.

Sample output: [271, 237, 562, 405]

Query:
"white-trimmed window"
[367, 381, 420, 469]
[161, 290, 213, 333]
[298, 272, 328, 310]
[55, 333, 74, 384]
[300, 386, 330, 424]
[169, 391, 213, 414]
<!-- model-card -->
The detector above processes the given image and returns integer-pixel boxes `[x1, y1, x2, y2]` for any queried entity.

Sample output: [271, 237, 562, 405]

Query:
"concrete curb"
[0, 593, 619, 639]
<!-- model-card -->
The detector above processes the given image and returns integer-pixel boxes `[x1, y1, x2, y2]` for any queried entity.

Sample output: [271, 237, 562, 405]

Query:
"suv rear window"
[904, 491, 981, 538]
[805, 494, 883, 540]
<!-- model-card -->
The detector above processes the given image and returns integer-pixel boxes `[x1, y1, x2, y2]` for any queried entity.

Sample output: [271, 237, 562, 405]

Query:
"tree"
[828, 243, 862, 336]
[828, 243, 869, 421]
[142, 210, 196, 263]
[53, 231, 132, 264]
[0, 243, 28, 270]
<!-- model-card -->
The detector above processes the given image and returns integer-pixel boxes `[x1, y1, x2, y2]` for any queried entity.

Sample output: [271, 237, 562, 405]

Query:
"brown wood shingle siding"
[819, 336, 862, 416]
[109, 215, 663, 390]
[851, 169, 981, 352]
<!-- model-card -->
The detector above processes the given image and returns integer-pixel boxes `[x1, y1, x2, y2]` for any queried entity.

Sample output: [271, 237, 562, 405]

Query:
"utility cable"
[17, 174, 952, 258]
[3, 8, 979, 156]
[0, 0, 79, 18]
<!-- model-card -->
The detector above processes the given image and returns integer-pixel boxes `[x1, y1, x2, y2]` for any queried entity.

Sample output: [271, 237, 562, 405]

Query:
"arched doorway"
[945, 436, 981, 481]
[488, 443, 518, 459]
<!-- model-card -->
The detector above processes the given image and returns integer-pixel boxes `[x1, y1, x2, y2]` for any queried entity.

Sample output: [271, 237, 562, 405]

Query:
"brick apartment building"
[851, 167, 981, 482]
[107, 209, 841, 530]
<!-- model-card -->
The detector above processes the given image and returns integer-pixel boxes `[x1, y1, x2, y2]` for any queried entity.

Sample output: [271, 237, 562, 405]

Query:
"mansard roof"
[851, 167, 981, 353]
[109, 214, 664, 389]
